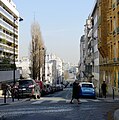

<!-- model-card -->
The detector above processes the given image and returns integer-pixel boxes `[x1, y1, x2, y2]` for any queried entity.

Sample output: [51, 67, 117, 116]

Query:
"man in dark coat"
[101, 81, 107, 98]
[70, 80, 81, 104]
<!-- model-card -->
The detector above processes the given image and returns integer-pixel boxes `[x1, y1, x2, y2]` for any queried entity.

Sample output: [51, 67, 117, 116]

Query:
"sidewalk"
[97, 94, 119, 120]
[0, 96, 30, 105]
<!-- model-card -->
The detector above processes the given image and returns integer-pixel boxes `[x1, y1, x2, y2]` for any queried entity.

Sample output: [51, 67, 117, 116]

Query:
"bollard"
[17, 89, 19, 101]
[3, 89, 6, 103]
[113, 87, 115, 100]
[99, 88, 101, 97]
[12, 88, 14, 102]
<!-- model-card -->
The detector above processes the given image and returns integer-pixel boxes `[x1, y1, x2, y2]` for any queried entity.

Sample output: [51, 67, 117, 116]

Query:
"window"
[114, 43, 116, 58]
[113, 16, 116, 30]
[118, 41, 119, 58]
[82, 84, 93, 88]
[118, 12, 119, 27]
[111, 19, 112, 32]
[111, 44, 113, 59]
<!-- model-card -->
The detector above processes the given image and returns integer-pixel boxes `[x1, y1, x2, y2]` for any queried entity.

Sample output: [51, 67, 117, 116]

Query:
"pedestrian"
[6, 84, 11, 98]
[70, 80, 81, 104]
[101, 81, 107, 98]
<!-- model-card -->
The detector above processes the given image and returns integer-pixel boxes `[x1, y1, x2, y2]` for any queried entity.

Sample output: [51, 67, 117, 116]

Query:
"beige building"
[98, 0, 119, 94]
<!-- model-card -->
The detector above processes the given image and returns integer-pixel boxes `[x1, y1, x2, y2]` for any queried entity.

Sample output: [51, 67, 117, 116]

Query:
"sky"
[13, 0, 95, 65]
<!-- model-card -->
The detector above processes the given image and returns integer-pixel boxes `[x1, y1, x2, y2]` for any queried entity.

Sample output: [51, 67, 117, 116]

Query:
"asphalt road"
[0, 87, 119, 120]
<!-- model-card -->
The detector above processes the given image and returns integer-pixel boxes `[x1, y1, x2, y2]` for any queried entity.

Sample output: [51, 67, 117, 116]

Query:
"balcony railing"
[113, 29, 116, 35]
[117, 0, 119, 5]
[112, 3, 116, 9]
[117, 27, 119, 34]
[113, 58, 117, 62]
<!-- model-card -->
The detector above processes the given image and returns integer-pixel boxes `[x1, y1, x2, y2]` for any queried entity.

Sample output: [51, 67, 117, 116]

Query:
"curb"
[114, 109, 119, 120]
[0, 98, 30, 106]
[0, 115, 4, 120]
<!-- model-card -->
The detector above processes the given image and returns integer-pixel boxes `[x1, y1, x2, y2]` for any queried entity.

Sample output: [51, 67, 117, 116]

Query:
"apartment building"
[0, 0, 20, 62]
[79, 1, 99, 93]
[97, 0, 119, 94]
[91, 1, 99, 92]
[83, 16, 93, 80]
[45, 54, 63, 85]
[79, 35, 85, 80]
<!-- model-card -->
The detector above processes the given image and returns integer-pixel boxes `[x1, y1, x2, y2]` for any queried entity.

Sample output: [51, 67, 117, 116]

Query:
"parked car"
[16, 79, 41, 99]
[79, 82, 96, 98]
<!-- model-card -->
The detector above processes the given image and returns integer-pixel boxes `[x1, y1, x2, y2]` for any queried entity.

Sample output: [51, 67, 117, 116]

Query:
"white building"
[45, 54, 63, 85]
[0, 0, 20, 62]
[16, 56, 31, 79]
[0, 0, 21, 83]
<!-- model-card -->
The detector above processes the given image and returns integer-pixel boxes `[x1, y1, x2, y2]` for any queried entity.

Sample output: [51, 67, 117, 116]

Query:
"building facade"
[97, 0, 119, 94]
[79, 35, 85, 80]
[0, 0, 21, 83]
[0, 0, 20, 62]
[91, 1, 100, 93]
[16, 56, 31, 79]
[45, 54, 63, 85]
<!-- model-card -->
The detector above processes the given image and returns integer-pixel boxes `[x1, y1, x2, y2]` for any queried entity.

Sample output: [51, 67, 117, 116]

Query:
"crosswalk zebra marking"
[31, 98, 114, 105]
[91, 99, 101, 102]
[32, 100, 44, 104]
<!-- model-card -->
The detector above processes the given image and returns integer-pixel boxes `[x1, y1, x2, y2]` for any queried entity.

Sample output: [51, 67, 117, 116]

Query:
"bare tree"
[29, 21, 45, 80]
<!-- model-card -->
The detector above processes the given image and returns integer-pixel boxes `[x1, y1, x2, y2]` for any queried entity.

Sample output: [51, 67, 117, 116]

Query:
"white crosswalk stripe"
[31, 98, 103, 105]
[32, 100, 44, 104]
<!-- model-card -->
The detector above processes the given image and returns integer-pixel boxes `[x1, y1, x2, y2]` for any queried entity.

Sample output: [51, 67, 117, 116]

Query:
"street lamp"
[12, 16, 23, 101]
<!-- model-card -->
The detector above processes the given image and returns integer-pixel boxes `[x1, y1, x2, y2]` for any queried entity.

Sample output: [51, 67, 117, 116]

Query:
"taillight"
[29, 84, 34, 88]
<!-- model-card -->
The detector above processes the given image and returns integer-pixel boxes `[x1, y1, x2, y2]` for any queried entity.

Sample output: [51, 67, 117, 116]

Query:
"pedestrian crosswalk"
[31, 97, 108, 105]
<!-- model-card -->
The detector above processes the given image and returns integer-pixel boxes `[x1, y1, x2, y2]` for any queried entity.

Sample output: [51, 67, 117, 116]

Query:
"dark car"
[16, 79, 41, 99]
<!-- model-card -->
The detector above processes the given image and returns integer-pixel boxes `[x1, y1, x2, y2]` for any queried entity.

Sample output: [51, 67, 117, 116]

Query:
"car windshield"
[19, 80, 33, 86]
[82, 84, 93, 88]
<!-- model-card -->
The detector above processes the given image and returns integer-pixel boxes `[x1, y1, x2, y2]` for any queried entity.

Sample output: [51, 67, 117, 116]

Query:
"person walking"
[70, 80, 81, 104]
[101, 81, 107, 98]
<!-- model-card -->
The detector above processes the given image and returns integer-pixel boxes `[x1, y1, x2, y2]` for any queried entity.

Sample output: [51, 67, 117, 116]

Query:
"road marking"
[80, 99, 88, 102]
[50, 100, 59, 103]
[32, 100, 44, 104]
[32, 98, 104, 105]
[91, 99, 101, 102]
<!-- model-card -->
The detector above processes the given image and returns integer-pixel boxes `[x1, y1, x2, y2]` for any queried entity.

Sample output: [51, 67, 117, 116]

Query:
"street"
[0, 87, 119, 120]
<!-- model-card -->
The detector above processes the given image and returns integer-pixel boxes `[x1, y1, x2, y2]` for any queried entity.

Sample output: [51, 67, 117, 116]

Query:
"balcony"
[117, 27, 119, 34]
[113, 58, 117, 62]
[112, 3, 116, 10]
[113, 29, 116, 35]
[117, 0, 119, 5]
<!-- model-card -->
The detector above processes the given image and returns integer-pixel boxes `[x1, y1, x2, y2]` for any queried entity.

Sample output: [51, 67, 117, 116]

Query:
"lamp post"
[12, 17, 23, 102]
[43, 48, 46, 82]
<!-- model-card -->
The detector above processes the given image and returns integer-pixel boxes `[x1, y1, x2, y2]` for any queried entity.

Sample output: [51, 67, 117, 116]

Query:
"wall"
[0, 70, 20, 82]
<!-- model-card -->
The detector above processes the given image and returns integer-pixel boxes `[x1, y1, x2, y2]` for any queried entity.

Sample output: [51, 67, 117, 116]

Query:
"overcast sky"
[13, 0, 95, 65]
